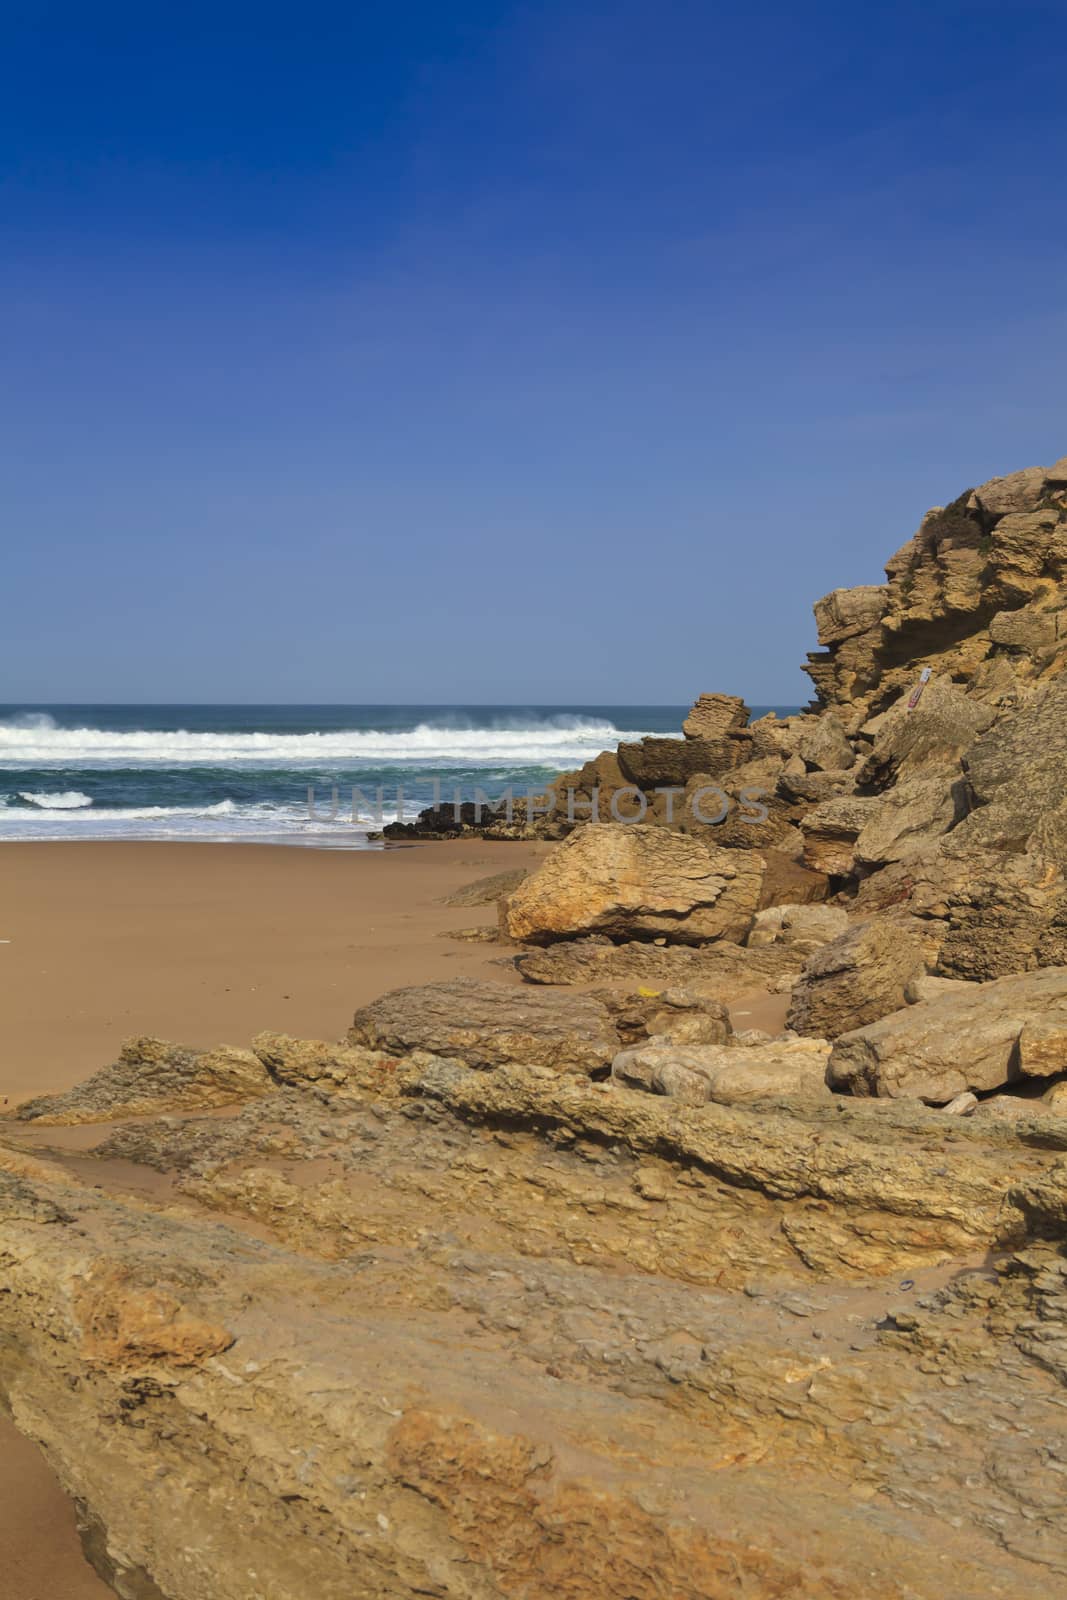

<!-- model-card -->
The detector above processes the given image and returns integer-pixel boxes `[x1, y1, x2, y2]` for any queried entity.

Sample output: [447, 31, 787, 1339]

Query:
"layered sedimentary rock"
[5, 1038, 1067, 1598]
[515, 934, 806, 995]
[13, 1036, 272, 1124]
[805, 455, 1067, 719]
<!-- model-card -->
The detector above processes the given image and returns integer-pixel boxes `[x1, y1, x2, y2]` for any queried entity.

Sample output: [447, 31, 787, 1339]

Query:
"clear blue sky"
[2, 0, 1065, 704]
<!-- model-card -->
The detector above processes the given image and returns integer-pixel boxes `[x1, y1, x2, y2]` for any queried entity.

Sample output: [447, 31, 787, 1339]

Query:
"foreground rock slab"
[4, 1041, 1067, 1598]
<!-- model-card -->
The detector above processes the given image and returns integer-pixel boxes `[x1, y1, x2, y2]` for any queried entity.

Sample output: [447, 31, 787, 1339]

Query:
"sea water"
[0, 704, 798, 846]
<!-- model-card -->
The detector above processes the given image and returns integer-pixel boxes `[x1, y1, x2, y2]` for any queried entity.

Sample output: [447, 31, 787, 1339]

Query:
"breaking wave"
[16, 789, 93, 809]
[0, 715, 646, 768]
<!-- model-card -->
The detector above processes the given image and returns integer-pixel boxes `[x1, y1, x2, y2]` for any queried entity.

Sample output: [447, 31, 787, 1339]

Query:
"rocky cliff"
[806, 455, 1067, 718]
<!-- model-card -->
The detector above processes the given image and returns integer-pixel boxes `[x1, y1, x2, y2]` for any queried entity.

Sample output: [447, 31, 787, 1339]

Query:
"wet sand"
[0, 1413, 116, 1598]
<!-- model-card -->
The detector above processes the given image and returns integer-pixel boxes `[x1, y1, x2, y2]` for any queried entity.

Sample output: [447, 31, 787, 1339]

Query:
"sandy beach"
[0, 839, 562, 1106]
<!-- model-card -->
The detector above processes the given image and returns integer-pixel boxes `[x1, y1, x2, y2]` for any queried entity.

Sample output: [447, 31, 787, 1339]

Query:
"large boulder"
[852, 773, 970, 868]
[935, 849, 1067, 979]
[855, 677, 997, 788]
[756, 849, 831, 908]
[812, 585, 889, 647]
[347, 977, 619, 1075]
[500, 824, 764, 946]
[786, 919, 927, 1039]
[828, 967, 1067, 1102]
[796, 713, 855, 772]
[614, 693, 753, 787]
[673, 771, 797, 850]
[611, 1037, 832, 1106]
[848, 841, 1067, 981]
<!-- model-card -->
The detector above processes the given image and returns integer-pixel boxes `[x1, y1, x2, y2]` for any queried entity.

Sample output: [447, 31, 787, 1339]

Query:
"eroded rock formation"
[5, 1035, 1067, 1598]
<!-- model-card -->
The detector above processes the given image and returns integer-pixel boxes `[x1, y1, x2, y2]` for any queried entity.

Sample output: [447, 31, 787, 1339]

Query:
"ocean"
[0, 704, 798, 846]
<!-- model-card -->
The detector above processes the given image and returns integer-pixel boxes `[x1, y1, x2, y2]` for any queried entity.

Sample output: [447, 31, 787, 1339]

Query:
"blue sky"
[2, 0, 1065, 704]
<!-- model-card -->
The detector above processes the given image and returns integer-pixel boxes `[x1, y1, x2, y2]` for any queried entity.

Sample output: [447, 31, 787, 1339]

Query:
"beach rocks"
[440, 867, 529, 907]
[615, 694, 752, 787]
[8, 1036, 272, 1124]
[796, 713, 855, 772]
[594, 987, 732, 1047]
[500, 823, 764, 946]
[747, 902, 849, 951]
[851, 772, 967, 868]
[514, 935, 806, 997]
[611, 1037, 832, 1105]
[856, 677, 997, 789]
[616, 735, 735, 788]
[681, 692, 750, 741]
[7, 1098, 1067, 1600]
[347, 976, 619, 1075]
[1016, 1019, 1067, 1079]
[933, 850, 1067, 980]
[252, 1031, 444, 1096]
[848, 844, 1067, 982]
[786, 919, 927, 1039]
[756, 849, 830, 907]
[11, 1001, 1067, 1600]
[827, 966, 1067, 1101]
[799, 796, 876, 876]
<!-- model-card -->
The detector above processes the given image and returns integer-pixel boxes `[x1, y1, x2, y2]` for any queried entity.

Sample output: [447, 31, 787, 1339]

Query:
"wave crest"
[0, 717, 647, 767]
[16, 789, 93, 809]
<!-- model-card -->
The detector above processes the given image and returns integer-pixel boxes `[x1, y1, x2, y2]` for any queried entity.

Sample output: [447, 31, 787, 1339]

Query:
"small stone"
[633, 1170, 669, 1202]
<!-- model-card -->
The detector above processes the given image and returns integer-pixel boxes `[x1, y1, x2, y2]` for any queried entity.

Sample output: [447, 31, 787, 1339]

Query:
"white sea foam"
[0, 717, 652, 768]
[3, 798, 238, 821]
[0, 796, 412, 844]
[17, 789, 93, 809]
